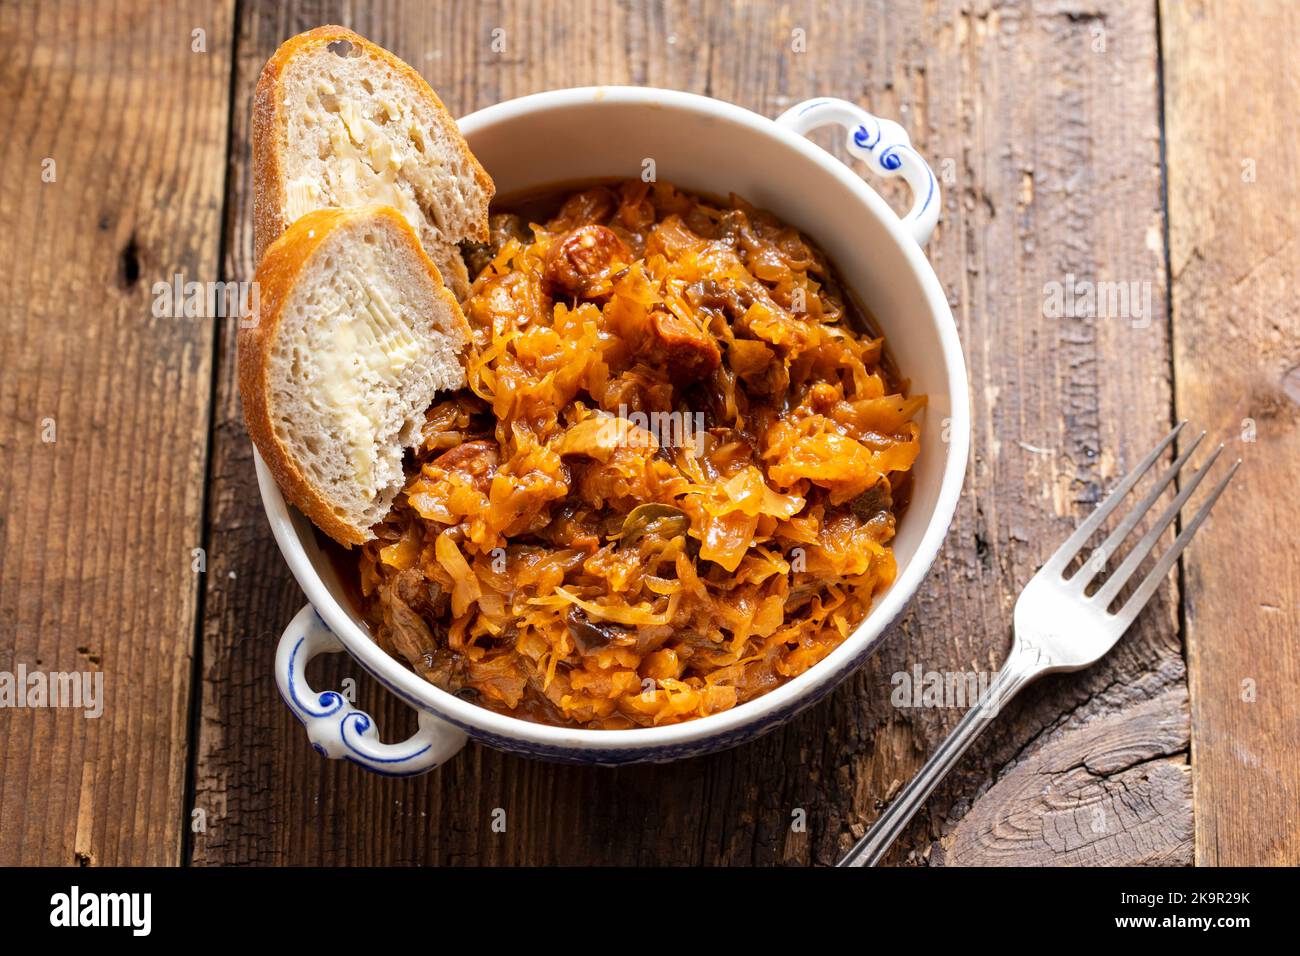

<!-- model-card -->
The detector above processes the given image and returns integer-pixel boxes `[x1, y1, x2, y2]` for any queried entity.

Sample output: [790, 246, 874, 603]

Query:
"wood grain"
[891, 0, 1191, 866]
[188, 0, 1190, 866]
[1162, 0, 1300, 866]
[932, 688, 1193, 866]
[0, 0, 233, 865]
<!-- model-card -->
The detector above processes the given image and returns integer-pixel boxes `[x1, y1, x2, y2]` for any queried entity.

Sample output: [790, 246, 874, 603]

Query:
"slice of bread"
[252, 25, 493, 298]
[239, 205, 470, 546]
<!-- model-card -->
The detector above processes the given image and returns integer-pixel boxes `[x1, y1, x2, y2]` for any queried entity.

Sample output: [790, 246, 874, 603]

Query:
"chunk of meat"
[648, 307, 721, 383]
[598, 367, 675, 414]
[379, 568, 446, 668]
[430, 439, 499, 494]
[544, 225, 629, 298]
[550, 187, 617, 229]
[490, 212, 530, 249]
[684, 276, 756, 321]
[392, 566, 448, 617]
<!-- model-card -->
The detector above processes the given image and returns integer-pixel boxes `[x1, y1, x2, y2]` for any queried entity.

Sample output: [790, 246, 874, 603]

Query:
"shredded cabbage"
[356, 181, 923, 728]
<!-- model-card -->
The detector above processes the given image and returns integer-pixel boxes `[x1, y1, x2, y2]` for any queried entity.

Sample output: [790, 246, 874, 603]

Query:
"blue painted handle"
[776, 98, 940, 246]
[274, 605, 467, 776]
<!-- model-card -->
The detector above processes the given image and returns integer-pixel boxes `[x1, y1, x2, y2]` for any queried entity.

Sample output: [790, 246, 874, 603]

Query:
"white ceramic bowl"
[259, 87, 970, 772]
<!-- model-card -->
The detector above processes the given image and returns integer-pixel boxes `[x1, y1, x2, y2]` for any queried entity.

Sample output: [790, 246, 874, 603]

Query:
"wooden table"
[2, 0, 1296, 867]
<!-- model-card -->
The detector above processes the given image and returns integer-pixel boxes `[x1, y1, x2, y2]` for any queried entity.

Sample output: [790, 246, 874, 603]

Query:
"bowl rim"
[256, 85, 970, 751]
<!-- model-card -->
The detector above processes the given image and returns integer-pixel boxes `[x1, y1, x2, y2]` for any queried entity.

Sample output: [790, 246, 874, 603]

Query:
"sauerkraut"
[355, 180, 923, 728]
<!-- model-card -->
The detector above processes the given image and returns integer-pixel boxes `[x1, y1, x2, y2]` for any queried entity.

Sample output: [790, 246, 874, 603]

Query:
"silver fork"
[837, 422, 1239, 867]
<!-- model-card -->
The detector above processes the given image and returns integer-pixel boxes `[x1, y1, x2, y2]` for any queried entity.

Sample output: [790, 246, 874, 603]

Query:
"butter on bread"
[238, 206, 470, 546]
[252, 25, 493, 298]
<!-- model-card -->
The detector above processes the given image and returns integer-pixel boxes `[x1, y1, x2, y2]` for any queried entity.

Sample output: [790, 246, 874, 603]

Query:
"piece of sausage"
[429, 439, 499, 493]
[648, 307, 721, 383]
[544, 224, 628, 299]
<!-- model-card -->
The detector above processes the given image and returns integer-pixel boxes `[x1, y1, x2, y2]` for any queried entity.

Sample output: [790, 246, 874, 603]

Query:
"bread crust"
[238, 205, 467, 547]
[252, 24, 494, 264]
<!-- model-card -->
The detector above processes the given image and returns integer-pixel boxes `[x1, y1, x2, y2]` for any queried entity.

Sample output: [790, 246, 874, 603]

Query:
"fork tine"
[1111, 459, 1241, 631]
[1071, 430, 1206, 590]
[1041, 421, 1186, 576]
[1095, 444, 1225, 607]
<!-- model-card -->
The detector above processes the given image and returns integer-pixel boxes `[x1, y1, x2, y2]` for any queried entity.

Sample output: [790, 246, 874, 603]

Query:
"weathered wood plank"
[884, 0, 1189, 866]
[1161, 0, 1300, 867]
[0, 0, 233, 865]
[194, 0, 1185, 865]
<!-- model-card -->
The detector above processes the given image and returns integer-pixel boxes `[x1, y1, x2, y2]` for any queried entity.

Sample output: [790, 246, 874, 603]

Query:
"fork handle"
[837, 643, 1046, 867]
